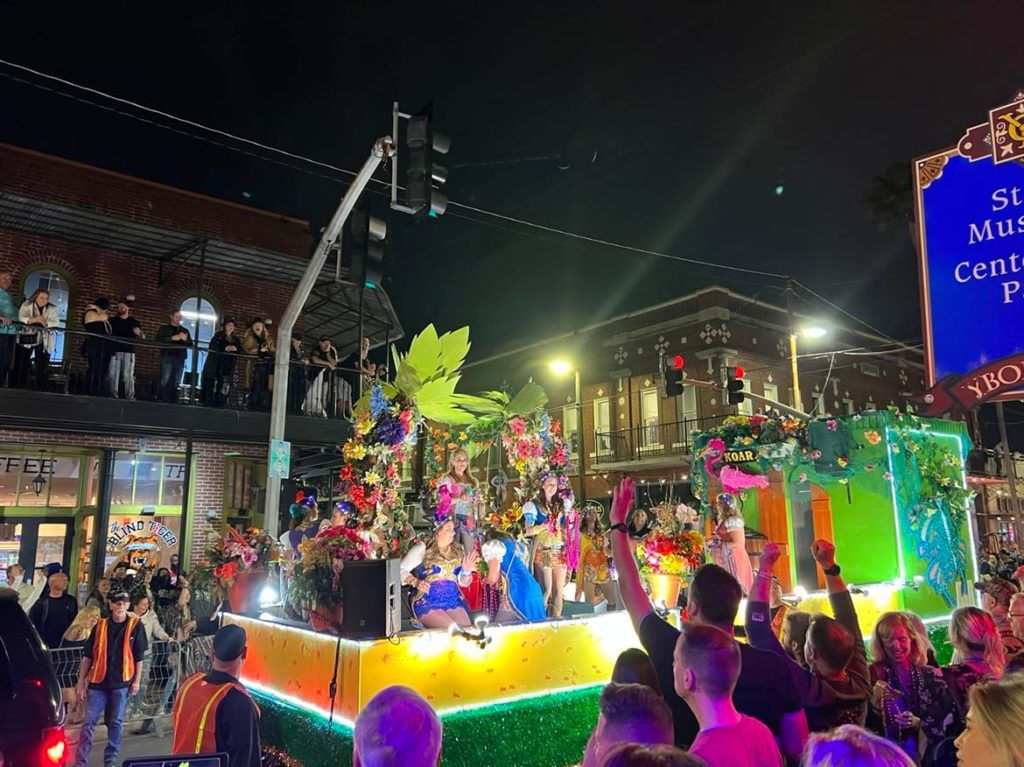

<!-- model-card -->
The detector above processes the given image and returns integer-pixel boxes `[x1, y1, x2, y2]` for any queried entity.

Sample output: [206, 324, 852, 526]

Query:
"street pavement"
[66, 720, 173, 767]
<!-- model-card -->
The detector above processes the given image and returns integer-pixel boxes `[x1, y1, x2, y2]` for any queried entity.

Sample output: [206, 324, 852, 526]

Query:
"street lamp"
[789, 325, 828, 413]
[549, 359, 586, 504]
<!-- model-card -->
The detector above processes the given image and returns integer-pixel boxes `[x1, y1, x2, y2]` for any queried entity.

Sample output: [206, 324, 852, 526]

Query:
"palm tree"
[863, 162, 917, 249]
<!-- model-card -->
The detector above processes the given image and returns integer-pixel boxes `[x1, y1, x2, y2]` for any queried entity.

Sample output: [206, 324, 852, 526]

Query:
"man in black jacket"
[155, 310, 191, 403]
[108, 297, 142, 399]
[28, 567, 78, 648]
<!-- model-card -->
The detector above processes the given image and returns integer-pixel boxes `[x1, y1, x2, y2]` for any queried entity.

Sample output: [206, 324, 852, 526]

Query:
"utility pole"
[264, 136, 394, 539]
[785, 279, 803, 413]
[995, 401, 1023, 544]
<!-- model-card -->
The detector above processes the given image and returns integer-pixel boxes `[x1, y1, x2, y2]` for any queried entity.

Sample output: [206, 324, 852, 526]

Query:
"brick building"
[0, 143, 402, 590]
[458, 285, 925, 514]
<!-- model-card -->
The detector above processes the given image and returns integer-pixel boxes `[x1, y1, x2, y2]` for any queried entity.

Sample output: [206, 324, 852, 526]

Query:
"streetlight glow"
[549, 359, 572, 376]
[800, 326, 828, 339]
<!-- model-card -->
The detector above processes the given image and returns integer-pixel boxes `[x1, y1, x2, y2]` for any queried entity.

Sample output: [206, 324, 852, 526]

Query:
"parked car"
[0, 587, 67, 767]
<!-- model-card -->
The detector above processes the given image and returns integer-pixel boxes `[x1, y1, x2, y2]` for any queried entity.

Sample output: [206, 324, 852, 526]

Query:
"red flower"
[214, 561, 238, 582]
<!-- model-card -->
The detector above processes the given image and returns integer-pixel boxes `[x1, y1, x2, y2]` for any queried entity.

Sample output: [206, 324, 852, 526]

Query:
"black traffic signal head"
[664, 354, 685, 397]
[350, 207, 388, 288]
[406, 105, 449, 219]
[726, 365, 745, 405]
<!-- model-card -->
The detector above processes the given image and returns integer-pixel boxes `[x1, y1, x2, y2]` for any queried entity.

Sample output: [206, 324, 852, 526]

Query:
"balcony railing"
[592, 415, 724, 466]
[0, 323, 375, 418]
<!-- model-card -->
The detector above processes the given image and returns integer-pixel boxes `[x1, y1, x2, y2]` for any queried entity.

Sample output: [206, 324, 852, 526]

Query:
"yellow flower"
[365, 470, 382, 486]
[458, 431, 468, 441]
[343, 441, 367, 461]
[864, 430, 882, 445]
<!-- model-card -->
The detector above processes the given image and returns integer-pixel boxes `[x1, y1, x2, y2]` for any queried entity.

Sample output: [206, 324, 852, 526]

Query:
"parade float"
[226, 326, 635, 767]
[691, 408, 978, 651]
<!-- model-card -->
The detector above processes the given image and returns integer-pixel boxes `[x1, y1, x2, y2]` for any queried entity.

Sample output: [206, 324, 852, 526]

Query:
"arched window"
[178, 296, 217, 382]
[21, 269, 70, 362]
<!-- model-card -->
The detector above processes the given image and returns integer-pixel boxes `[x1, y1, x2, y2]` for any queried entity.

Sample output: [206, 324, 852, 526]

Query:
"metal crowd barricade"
[48, 640, 183, 731]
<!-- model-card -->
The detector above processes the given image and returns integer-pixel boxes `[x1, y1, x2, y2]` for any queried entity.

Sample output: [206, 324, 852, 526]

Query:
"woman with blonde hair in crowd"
[58, 605, 101, 724]
[944, 606, 1006, 728]
[802, 724, 914, 767]
[954, 676, 1024, 766]
[868, 611, 952, 762]
[901, 610, 939, 666]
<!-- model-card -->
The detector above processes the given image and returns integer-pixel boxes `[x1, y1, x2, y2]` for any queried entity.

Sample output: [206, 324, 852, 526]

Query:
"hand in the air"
[610, 477, 635, 526]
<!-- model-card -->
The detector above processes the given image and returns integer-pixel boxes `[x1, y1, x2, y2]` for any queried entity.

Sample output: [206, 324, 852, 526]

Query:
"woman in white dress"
[709, 493, 753, 595]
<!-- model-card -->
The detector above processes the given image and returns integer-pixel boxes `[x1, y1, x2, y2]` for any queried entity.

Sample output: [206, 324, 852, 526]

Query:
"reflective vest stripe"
[88, 620, 108, 683]
[194, 684, 235, 753]
[173, 673, 205, 733]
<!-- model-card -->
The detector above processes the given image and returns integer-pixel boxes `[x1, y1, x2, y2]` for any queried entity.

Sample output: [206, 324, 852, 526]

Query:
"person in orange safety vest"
[73, 590, 148, 767]
[172, 624, 261, 767]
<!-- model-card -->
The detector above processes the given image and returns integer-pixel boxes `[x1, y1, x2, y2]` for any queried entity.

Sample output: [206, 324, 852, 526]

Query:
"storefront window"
[163, 460, 186, 506]
[48, 457, 82, 508]
[34, 523, 68, 568]
[0, 523, 21, 572]
[0, 471, 16, 506]
[84, 456, 100, 508]
[133, 455, 162, 507]
[111, 457, 135, 506]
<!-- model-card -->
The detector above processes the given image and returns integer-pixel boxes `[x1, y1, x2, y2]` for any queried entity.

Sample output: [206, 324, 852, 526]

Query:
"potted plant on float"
[205, 526, 280, 615]
[636, 526, 705, 609]
[287, 525, 374, 634]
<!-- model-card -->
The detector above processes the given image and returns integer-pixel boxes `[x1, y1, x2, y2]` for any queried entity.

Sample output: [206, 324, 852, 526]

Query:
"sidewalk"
[67, 721, 173, 767]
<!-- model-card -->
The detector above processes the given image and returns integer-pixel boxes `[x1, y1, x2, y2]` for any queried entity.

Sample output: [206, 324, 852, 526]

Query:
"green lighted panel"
[695, 411, 976, 620]
[256, 686, 600, 767]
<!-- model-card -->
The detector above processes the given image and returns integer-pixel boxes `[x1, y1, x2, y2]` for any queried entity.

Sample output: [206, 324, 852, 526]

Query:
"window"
[812, 393, 825, 416]
[110, 452, 187, 507]
[860, 363, 880, 378]
[179, 297, 217, 384]
[21, 269, 70, 363]
[640, 389, 661, 447]
[594, 398, 612, 454]
[0, 453, 82, 507]
[843, 398, 855, 414]
[763, 383, 779, 408]
[562, 406, 580, 455]
[677, 385, 698, 445]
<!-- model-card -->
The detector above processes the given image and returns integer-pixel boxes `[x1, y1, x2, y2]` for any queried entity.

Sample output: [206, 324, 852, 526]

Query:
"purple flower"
[375, 415, 407, 446]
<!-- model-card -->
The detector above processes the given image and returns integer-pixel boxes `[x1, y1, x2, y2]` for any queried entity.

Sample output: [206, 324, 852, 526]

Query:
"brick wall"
[0, 142, 315, 386]
[0, 143, 310, 256]
[0, 428, 265, 568]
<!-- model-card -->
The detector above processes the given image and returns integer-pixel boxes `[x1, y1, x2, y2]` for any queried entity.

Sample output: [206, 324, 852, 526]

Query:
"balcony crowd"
[0, 271, 381, 417]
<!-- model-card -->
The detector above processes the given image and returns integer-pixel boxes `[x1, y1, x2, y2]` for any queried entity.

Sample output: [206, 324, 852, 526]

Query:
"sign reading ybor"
[915, 92, 1024, 403]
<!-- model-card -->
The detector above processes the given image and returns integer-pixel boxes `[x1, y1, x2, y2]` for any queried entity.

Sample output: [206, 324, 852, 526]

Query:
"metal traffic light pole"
[685, 376, 811, 420]
[264, 136, 394, 540]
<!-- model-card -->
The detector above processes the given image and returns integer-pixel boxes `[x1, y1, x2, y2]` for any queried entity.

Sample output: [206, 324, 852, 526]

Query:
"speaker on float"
[340, 559, 401, 639]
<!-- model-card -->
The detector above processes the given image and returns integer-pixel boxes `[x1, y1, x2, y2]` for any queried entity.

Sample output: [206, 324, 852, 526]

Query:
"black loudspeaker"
[340, 559, 401, 639]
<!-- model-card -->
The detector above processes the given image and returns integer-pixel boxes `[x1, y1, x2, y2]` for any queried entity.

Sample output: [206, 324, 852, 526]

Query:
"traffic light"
[406, 104, 449, 218]
[726, 366, 745, 405]
[664, 354, 685, 397]
[350, 207, 387, 288]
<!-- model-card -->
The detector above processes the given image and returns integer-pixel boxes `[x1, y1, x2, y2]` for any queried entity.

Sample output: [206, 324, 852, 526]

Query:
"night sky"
[1, 1, 1023, 442]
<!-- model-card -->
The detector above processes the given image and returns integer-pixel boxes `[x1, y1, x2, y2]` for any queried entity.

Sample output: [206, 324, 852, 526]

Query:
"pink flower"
[510, 419, 526, 436]
[883, 471, 893, 481]
[798, 472, 808, 483]
[826, 419, 838, 432]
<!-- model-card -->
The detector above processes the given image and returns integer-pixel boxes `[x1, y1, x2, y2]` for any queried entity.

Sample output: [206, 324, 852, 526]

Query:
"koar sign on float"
[915, 92, 1024, 410]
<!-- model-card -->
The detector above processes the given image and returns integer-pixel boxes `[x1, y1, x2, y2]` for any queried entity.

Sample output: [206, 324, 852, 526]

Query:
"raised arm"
[609, 477, 654, 634]
[745, 540, 787, 656]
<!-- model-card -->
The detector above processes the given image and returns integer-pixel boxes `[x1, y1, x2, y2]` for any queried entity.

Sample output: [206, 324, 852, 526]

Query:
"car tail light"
[41, 726, 68, 767]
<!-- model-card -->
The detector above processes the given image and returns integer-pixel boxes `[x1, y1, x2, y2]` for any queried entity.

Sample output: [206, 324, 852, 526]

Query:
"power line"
[0, 57, 790, 282]
[0, 58, 923, 338]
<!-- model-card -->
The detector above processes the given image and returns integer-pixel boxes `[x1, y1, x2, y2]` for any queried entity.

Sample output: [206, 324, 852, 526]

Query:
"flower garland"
[337, 384, 418, 557]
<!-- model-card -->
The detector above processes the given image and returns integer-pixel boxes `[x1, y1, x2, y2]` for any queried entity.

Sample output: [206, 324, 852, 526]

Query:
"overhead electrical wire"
[0, 57, 915, 342]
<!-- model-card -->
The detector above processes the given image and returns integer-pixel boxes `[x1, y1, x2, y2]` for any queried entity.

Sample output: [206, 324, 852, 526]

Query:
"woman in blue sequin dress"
[400, 517, 477, 629]
[482, 529, 546, 623]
